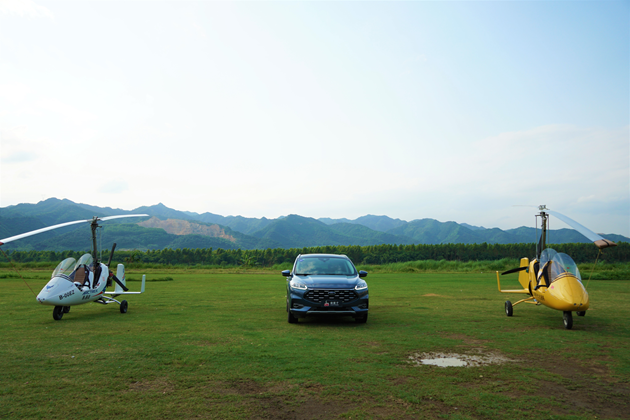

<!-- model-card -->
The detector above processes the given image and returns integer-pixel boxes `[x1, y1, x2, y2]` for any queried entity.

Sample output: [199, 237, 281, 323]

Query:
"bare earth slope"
[138, 217, 236, 242]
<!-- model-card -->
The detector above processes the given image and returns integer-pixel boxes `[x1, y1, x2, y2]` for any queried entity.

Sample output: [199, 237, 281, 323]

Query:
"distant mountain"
[460, 223, 486, 231]
[319, 215, 407, 232]
[132, 203, 194, 221]
[251, 215, 415, 248]
[1, 198, 627, 251]
[327, 223, 415, 245]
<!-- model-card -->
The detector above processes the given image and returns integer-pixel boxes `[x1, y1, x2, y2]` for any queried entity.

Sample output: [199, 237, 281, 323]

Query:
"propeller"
[110, 274, 129, 292]
[104, 242, 129, 292]
[106, 243, 117, 267]
[501, 266, 528, 276]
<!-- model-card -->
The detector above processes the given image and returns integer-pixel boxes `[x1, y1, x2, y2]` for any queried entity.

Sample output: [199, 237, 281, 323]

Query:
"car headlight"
[290, 280, 308, 291]
[355, 280, 368, 291]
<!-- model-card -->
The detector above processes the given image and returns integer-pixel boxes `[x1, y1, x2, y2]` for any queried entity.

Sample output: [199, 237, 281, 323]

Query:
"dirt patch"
[209, 379, 355, 419]
[526, 354, 630, 419]
[408, 351, 515, 367]
[127, 377, 174, 393]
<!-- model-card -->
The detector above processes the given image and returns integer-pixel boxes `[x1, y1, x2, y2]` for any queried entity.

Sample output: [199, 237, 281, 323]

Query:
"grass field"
[1, 268, 628, 419]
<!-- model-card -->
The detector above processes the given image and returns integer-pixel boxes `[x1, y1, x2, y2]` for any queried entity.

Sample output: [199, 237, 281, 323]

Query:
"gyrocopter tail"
[105, 263, 146, 296]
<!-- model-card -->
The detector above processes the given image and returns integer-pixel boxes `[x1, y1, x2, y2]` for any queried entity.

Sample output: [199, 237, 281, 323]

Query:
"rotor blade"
[111, 275, 129, 292]
[100, 214, 149, 221]
[0, 214, 149, 246]
[0, 219, 90, 246]
[546, 210, 617, 249]
[501, 266, 528, 275]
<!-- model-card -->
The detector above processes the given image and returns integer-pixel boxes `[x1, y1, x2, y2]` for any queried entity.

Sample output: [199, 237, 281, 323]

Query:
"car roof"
[298, 253, 348, 259]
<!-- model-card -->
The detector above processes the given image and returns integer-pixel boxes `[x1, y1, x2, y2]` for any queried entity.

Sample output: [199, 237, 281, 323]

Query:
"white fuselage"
[37, 263, 109, 306]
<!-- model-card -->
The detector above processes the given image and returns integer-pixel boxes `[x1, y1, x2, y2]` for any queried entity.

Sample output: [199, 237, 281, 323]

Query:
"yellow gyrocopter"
[496, 205, 617, 329]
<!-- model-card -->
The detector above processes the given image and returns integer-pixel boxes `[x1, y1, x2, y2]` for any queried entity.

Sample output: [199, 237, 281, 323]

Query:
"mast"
[91, 217, 99, 264]
[536, 205, 548, 260]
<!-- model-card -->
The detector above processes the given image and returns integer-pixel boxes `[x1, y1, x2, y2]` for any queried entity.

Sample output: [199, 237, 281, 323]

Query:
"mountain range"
[0, 198, 627, 251]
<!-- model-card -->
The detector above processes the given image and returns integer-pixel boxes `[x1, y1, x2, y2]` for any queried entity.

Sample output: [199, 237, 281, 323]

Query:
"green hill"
[1, 198, 627, 251]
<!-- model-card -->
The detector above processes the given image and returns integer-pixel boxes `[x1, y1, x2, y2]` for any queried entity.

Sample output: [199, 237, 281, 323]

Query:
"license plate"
[324, 301, 340, 307]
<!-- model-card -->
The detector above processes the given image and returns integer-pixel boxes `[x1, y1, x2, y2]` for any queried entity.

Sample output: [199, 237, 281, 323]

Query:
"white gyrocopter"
[0, 215, 148, 320]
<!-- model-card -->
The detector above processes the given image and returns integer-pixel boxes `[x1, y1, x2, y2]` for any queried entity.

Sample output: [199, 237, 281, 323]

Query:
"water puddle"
[409, 351, 514, 368]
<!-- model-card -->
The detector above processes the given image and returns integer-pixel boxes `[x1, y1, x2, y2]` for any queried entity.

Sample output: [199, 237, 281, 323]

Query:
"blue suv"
[283, 254, 369, 323]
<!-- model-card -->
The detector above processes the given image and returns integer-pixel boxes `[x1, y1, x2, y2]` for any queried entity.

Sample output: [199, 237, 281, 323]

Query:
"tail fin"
[115, 264, 126, 293]
[517, 258, 529, 289]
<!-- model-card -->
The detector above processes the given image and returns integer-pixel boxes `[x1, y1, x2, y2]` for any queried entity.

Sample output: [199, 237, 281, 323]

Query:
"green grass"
[1, 269, 629, 419]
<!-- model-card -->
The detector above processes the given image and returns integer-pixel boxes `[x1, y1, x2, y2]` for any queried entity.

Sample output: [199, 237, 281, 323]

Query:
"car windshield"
[52, 258, 76, 280]
[295, 257, 357, 276]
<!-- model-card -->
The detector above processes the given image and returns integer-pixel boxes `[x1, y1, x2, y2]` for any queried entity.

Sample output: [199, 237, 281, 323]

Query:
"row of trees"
[4, 242, 628, 266]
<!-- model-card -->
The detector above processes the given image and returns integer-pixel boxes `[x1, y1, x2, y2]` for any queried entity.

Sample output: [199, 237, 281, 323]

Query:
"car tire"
[356, 313, 368, 323]
[288, 310, 298, 324]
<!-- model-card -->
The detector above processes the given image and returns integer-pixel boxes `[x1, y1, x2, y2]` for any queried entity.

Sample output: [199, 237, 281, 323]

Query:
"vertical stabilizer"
[115, 264, 126, 293]
[517, 258, 529, 289]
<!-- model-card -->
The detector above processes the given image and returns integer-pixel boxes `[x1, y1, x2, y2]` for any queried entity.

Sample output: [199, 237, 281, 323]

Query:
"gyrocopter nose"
[548, 275, 589, 312]
[36, 277, 70, 306]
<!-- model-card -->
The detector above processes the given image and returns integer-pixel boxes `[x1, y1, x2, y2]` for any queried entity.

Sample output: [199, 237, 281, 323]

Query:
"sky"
[1, 0, 628, 236]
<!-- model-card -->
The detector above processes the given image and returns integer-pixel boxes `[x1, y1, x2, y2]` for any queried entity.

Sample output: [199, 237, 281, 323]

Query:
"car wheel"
[120, 300, 128, 314]
[355, 313, 368, 324]
[287, 310, 298, 324]
[53, 306, 64, 321]
[563, 311, 573, 329]
[505, 301, 513, 317]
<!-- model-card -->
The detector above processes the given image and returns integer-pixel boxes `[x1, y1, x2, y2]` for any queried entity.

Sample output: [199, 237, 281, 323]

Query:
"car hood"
[294, 275, 360, 288]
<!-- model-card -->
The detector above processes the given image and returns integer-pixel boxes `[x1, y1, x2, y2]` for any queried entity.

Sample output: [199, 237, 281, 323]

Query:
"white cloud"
[0, 0, 54, 19]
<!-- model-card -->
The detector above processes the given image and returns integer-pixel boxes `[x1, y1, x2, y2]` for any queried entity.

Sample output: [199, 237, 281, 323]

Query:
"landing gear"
[53, 306, 64, 321]
[355, 313, 368, 324]
[563, 311, 573, 329]
[63, 306, 70, 313]
[577, 311, 586, 317]
[505, 300, 513, 317]
[120, 300, 128, 314]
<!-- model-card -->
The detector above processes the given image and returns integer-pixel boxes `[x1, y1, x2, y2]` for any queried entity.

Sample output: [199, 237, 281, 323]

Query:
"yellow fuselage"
[528, 260, 589, 312]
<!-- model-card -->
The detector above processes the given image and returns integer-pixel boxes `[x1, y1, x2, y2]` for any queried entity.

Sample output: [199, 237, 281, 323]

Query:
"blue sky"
[1, 0, 628, 236]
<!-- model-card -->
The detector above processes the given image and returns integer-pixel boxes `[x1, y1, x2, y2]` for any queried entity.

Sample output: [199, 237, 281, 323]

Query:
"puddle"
[421, 357, 468, 367]
[408, 351, 515, 368]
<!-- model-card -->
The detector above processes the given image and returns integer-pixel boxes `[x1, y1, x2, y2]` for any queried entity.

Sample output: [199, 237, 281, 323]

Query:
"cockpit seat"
[73, 266, 90, 290]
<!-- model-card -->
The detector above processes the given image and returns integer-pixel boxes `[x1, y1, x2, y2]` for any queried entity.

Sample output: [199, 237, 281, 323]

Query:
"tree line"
[4, 242, 628, 267]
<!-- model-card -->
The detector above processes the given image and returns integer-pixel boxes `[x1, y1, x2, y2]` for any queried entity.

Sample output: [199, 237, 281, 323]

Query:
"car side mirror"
[359, 270, 368, 278]
[282, 270, 291, 277]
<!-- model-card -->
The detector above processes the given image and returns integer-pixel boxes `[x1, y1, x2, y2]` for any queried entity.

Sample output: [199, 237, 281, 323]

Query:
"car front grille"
[304, 289, 358, 303]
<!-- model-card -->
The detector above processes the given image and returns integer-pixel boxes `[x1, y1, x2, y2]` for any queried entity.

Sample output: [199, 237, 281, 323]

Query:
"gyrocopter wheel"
[53, 306, 64, 321]
[505, 301, 513, 317]
[563, 311, 573, 329]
